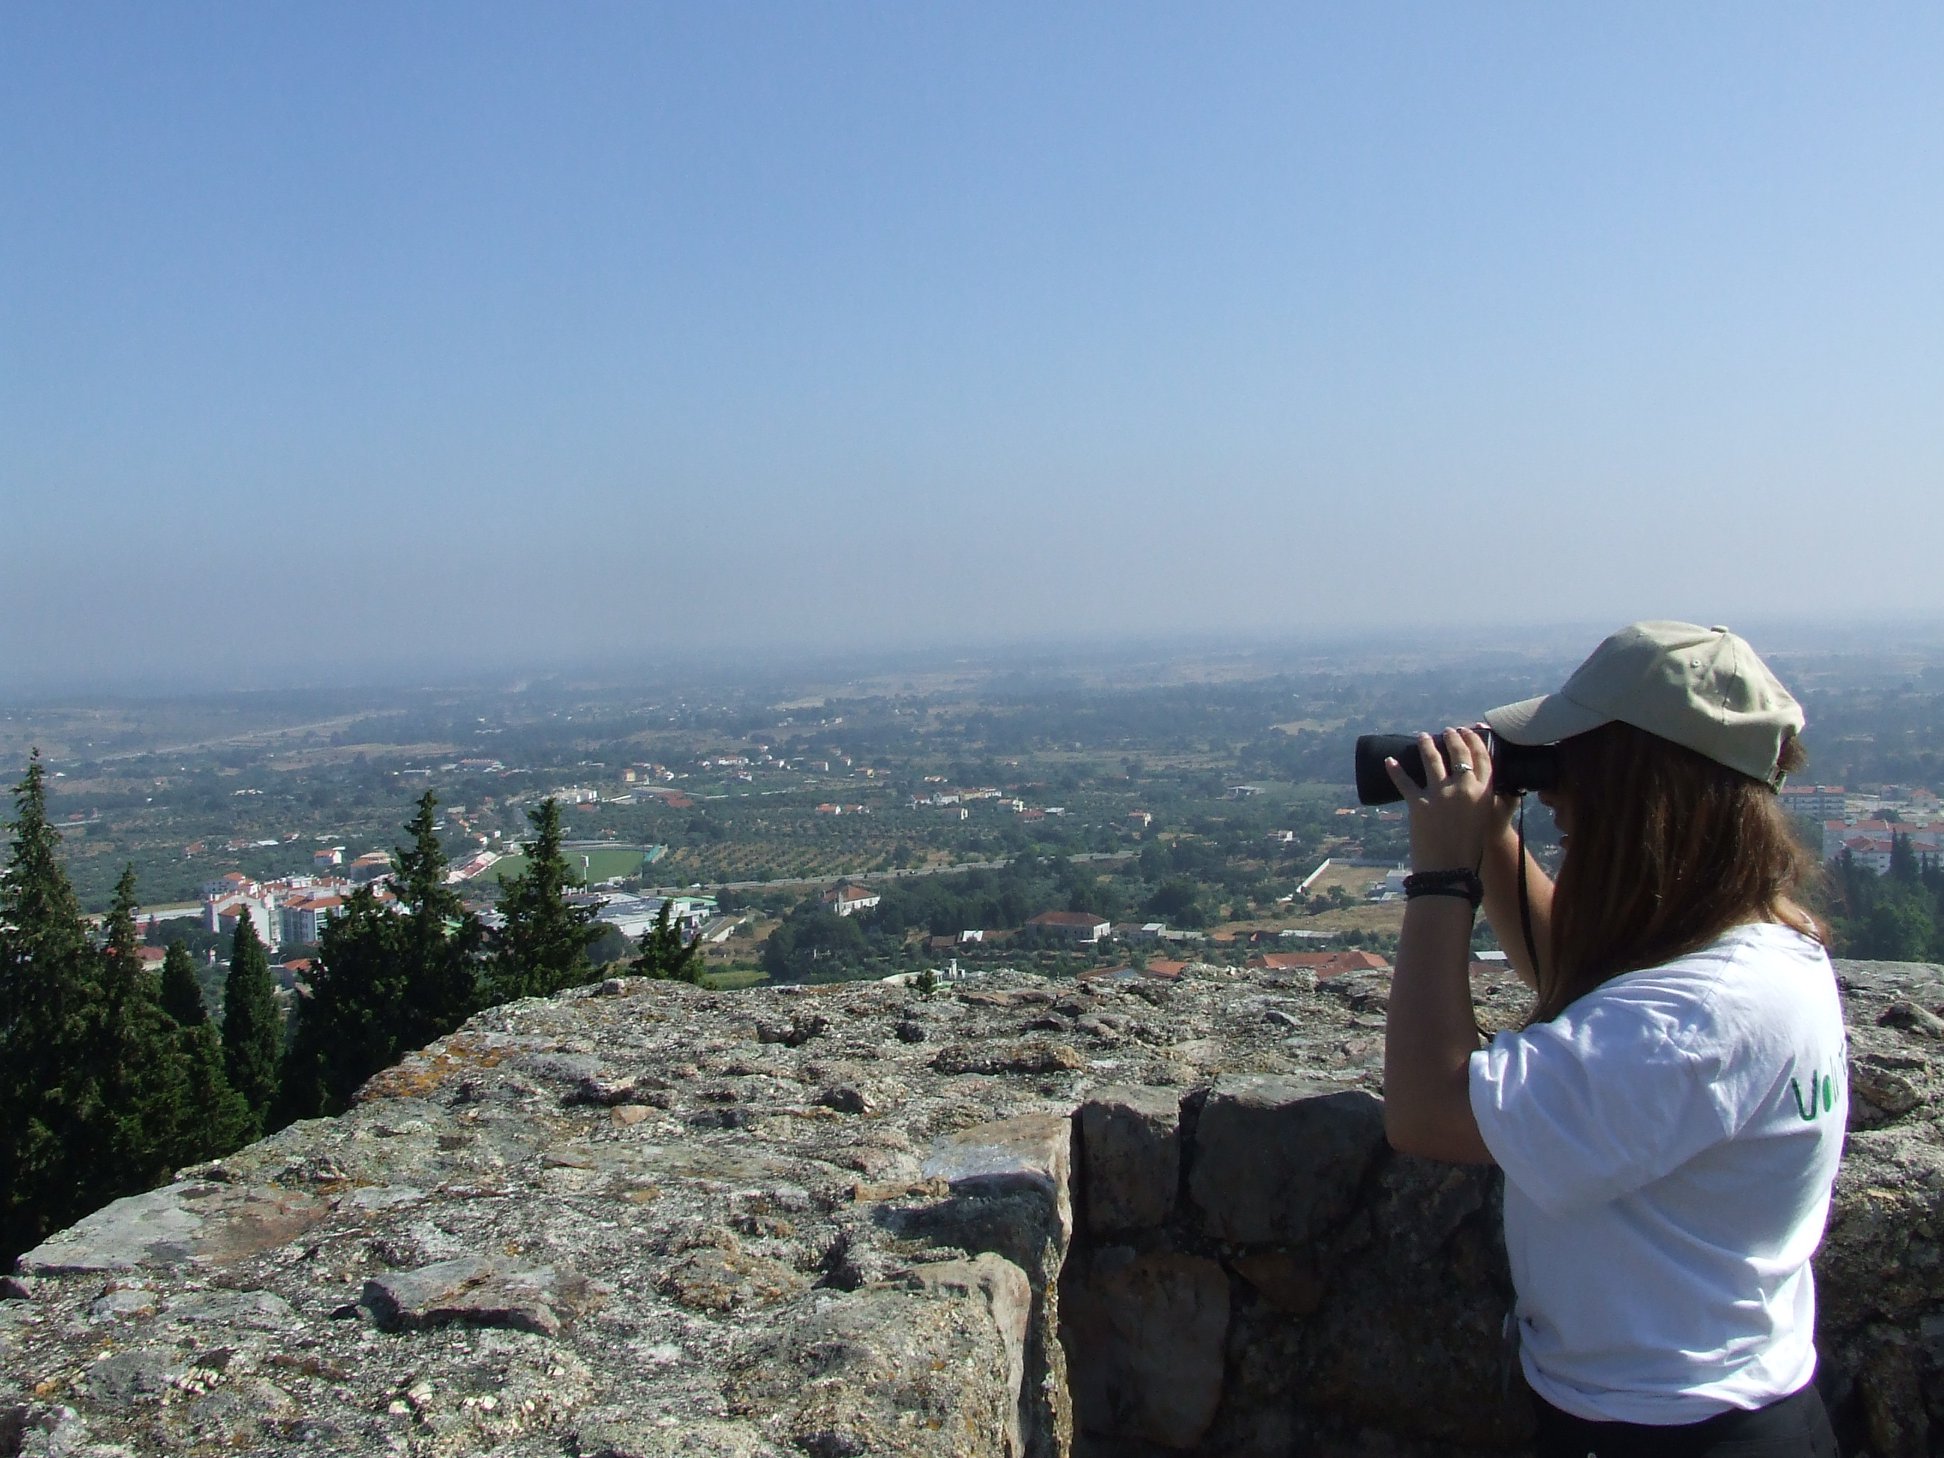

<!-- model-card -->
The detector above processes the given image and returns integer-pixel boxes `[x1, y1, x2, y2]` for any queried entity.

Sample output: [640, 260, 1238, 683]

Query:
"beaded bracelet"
[1402, 867, 1484, 910]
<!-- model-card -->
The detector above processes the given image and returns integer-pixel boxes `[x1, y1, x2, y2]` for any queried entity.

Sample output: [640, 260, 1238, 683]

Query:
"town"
[9, 632, 1941, 1003]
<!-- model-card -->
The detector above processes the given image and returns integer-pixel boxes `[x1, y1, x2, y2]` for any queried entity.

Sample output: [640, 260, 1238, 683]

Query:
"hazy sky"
[5, 4, 1942, 690]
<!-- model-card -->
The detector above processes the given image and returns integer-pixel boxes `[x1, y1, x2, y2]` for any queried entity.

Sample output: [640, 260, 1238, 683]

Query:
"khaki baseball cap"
[1484, 621, 1804, 786]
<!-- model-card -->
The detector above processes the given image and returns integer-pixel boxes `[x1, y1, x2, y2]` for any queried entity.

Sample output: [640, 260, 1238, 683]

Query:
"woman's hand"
[1384, 725, 1499, 871]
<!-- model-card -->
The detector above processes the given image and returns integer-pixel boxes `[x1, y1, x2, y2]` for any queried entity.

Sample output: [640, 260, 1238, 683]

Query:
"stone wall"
[2, 959, 1940, 1457]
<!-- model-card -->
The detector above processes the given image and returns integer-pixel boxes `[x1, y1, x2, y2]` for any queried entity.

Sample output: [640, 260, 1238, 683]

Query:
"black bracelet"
[1403, 868, 1483, 910]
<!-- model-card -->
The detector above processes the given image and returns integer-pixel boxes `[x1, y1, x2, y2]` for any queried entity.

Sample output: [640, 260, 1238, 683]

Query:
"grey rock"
[3, 960, 1937, 1458]
[1880, 999, 1944, 1040]
[933, 1039, 1088, 1075]
[725, 1276, 1031, 1457]
[924, 1112, 1075, 1244]
[1064, 1248, 1229, 1450]
[1076, 1086, 1181, 1234]
[900, 1254, 1035, 1457]
[17, 1181, 327, 1275]
[572, 1415, 785, 1457]
[161, 1287, 296, 1328]
[756, 1013, 828, 1047]
[1187, 1075, 1386, 1244]
[0, 1405, 92, 1458]
[78, 1347, 183, 1404]
[360, 1254, 602, 1337]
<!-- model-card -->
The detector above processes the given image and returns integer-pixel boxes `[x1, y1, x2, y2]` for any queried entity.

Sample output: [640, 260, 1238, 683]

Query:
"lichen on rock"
[1, 960, 1939, 1457]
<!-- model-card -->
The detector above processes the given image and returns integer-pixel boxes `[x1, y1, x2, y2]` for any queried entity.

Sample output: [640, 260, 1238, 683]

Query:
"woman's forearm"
[1480, 824, 1553, 992]
[1383, 896, 1492, 1163]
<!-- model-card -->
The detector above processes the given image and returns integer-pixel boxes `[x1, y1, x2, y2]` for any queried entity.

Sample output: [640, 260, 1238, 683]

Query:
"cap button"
[1709, 624, 1729, 633]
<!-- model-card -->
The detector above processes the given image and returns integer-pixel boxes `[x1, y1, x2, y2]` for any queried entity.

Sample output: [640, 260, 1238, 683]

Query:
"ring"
[1450, 762, 1473, 775]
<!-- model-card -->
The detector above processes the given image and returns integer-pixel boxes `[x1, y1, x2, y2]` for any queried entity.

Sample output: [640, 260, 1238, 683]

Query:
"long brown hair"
[1532, 722, 1820, 1024]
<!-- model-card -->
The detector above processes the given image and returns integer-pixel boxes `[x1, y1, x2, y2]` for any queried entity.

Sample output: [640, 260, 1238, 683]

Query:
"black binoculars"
[1353, 731, 1560, 806]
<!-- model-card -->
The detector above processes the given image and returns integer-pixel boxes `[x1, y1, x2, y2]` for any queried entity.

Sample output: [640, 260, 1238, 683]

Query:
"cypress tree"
[633, 899, 703, 984]
[160, 940, 209, 1025]
[87, 867, 194, 1196]
[393, 790, 482, 1043]
[221, 914, 280, 1137]
[0, 753, 98, 1261]
[160, 941, 252, 1164]
[487, 798, 600, 1001]
[276, 886, 404, 1123]
[277, 792, 486, 1123]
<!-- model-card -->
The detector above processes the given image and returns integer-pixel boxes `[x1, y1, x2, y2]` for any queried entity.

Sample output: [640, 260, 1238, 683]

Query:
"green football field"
[488, 846, 655, 884]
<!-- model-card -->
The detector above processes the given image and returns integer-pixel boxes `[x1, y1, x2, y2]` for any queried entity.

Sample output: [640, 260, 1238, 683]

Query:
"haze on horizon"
[5, 5, 1942, 695]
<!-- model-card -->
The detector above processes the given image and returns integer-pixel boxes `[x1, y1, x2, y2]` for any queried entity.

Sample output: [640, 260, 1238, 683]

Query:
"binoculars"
[1353, 732, 1560, 806]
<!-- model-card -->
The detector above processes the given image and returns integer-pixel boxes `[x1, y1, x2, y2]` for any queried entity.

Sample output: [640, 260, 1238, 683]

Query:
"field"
[489, 846, 659, 884]
[1304, 862, 1395, 896]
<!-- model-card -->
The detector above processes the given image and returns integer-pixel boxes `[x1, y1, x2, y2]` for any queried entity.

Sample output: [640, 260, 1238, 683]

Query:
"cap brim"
[1483, 692, 1610, 747]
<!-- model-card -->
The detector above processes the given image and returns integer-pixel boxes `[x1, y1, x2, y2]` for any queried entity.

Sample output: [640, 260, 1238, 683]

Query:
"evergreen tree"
[278, 794, 487, 1122]
[392, 790, 482, 1043]
[160, 940, 209, 1026]
[221, 915, 280, 1136]
[0, 753, 98, 1261]
[633, 899, 703, 983]
[276, 886, 406, 1122]
[159, 941, 253, 1164]
[487, 798, 600, 1001]
[1889, 831, 1921, 884]
[87, 867, 195, 1197]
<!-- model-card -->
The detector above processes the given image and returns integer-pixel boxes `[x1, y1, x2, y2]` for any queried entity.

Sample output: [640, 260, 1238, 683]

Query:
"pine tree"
[633, 899, 703, 983]
[221, 914, 280, 1137]
[487, 798, 600, 1001]
[0, 753, 98, 1261]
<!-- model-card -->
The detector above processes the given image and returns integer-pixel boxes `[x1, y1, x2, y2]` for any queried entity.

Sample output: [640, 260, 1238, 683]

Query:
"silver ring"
[1450, 762, 1473, 775]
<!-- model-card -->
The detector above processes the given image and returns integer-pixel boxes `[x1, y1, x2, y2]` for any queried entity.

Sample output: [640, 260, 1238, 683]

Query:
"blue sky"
[5, 4, 1942, 688]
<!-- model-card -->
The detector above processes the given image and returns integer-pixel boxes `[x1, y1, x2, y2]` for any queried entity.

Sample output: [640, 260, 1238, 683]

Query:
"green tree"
[1145, 877, 1206, 928]
[760, 905, 867, 980]
[279, 792, 487, 1123]
[88, 867, 196, 1198]
[633, 900, 703, 983]
[159, 941, 253, 1163]
[391, 791, 482, 1041]
[277, 888, 404, 1122]
[1, 753, 99, 1261]
[221, 914, 280, 1136]
[1889, 831, 1921, 885]
[487, 798, 600, 1000]
[159, 940, 209, 1026]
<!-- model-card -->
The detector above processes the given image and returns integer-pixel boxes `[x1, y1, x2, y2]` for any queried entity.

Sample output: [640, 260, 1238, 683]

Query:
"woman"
[1381, 622, 1845, 1458]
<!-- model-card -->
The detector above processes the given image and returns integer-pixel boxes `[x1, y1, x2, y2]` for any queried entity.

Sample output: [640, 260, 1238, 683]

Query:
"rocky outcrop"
[2, 960, 1940, 1457]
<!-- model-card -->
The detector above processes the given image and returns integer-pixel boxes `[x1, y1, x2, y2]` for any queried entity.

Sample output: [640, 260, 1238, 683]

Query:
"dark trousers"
[1532, 1381, 1839, 1458]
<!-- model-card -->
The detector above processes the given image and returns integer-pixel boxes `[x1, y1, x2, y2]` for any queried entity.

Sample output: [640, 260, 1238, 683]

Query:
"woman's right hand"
[1383, 725, 1499, 871]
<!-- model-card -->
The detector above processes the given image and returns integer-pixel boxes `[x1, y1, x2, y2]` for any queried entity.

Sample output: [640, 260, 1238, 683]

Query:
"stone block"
[923, 1112, 1074, 1245]
[1292, 1264, 1530, 1450]
[1077, 1085, 1181, 1233]
[1064, 1248, 1229, 1450]
[360, 1254, 602, 1337]
[1229, 1251, 1324, 1315]
[1187, 1076, 1385, 1245]
[726, 1267, 1033, 1458]
[900, 1255, 1034, 1457]
[16, 1181, 327, 1275]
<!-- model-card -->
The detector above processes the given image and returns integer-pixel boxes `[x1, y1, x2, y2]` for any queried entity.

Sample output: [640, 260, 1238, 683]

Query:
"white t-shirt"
[1468, 921, 1847, 1425]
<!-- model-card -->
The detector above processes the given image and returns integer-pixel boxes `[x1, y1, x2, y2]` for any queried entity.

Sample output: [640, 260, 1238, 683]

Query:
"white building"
[822, 883, 881, 917]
